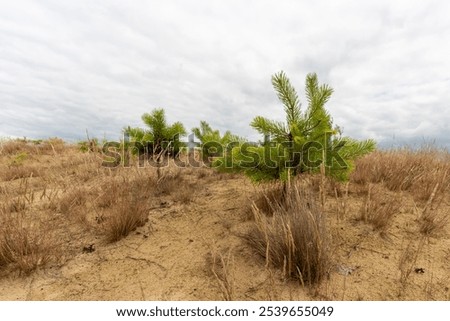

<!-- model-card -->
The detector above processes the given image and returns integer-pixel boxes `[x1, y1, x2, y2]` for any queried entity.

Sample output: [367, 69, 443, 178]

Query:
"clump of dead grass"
[59, 187, 88, 215]
[95, 181, 123, 208]
[98, 173, 155, 243]
[358, 184, 401, 233]
[245, 181, 330, 285]
[419, 212, 448, 236]
[177, 185, 195, 204]
[155, 169, 182, 195]
[39, 138, 66, 155]
[196, 168, 211, 179]
[102, 194, 149, 243]
[0, 215, 59, 275]
[0, 178, 36, 214]
[251, 181, 286, 216]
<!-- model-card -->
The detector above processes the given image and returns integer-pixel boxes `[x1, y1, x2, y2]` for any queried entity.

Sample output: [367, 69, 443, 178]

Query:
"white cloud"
[0, 0, 449, 147]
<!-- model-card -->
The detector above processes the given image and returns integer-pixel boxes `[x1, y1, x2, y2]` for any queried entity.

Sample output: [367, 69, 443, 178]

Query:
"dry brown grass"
[351, 148, 450, 203]
[0, 139, 32, 155]
[251, 181, 286, 216]
[95, 181, 123, 209]
[245, 180, 330, 285]
[59, 187, 88, 214]
[399, 238, 425, 287]
[418, 183, 449, 236]
[177, 185, 195, 204]
[0, 164, 40, 181]
[102, 194, 150, 243]
[0, 138, 66, 156]
[352, 148, 449, 237]
[358, 184, 401, 232]
[0, 141, 163, 276]
[42, 138, 65, 154]
[0, 175, 61, 275]
[155, 169, 182, 195]
[96, 173, 155, 243]
[0, 215, 59, 275]
[0, 178, 35, 214]
[419, 211, 448, 236]
[196, 168, 211, 179]
[208, 249, 235, 301]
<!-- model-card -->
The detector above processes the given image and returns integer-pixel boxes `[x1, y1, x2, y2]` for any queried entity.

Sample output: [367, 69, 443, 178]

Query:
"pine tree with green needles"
[220, 71, 376, 182]
[192, 121, 245, 163]
[125, 108, 186, 157]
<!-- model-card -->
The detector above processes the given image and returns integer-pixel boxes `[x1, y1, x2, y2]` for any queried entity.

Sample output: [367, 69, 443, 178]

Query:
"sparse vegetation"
[0, 139, 448, 300]
[358, 184, 401, 233]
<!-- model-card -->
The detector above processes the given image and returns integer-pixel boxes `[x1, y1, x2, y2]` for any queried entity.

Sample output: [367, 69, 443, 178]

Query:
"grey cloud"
[0, 0, 449, 148]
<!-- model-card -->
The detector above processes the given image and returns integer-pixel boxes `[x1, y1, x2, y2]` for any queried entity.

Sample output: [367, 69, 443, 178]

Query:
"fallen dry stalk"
[210, 250, 235, 301]
[399, 238, 425, 287]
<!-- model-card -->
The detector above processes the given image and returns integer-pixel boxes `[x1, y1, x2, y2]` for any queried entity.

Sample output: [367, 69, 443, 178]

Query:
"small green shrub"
[216, 72, 375, 182]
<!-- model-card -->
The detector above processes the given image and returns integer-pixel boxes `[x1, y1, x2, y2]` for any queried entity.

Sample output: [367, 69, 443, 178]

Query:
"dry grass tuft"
[155, 169, 183, 195]
[251, 182, 286, 216]
[358, 184, 401, 232]
[100, 174, 155, 243]
[0, 215, 58, 275]
[245, 181, 330, 285]
[0, 178, 35, 214]
[59, 187, 88, 215]
[5, 198, 27, 213]
[419, 212, 448, 236]
[177, 185, 195, 204]
[102, 195, 149, 243]
[95, 181, 123, 208]
[40, 138, 65, 154]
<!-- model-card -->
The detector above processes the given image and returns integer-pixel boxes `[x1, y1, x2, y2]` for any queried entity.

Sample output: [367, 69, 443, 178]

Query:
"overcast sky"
[1, 0, 449, 147]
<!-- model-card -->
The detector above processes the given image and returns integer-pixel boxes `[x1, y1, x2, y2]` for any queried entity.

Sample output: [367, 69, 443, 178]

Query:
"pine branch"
[250, 116, 288, 140]
[271, 71, 301, 126]
[332, 137, 376, 159]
